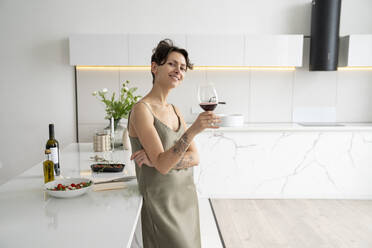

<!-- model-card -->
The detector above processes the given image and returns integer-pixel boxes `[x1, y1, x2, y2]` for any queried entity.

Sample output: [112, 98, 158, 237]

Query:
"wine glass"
[198, 82, 218, 112]
[198, 82, 218, 130]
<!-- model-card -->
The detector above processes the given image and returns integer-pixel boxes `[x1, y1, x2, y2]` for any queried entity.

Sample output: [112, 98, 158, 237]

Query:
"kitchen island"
[0, 143, 142, 248]
[194, 123, 372, 199]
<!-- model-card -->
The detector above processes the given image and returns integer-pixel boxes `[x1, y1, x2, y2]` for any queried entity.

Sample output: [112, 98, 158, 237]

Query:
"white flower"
[92, 80, 141, 121]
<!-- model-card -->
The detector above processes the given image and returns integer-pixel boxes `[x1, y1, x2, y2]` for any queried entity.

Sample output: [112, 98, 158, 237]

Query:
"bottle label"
[50, 147, 59, 164]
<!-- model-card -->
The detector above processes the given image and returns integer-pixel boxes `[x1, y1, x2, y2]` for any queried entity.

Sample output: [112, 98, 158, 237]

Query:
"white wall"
[1, 0, 372, 184]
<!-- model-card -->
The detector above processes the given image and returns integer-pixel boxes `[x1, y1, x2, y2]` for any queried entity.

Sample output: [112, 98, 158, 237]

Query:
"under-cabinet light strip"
[76, 65, 296, 71]
[338, 66, 372, 71]
[193, 66, 295, 71]
[76, 66, 148, 71]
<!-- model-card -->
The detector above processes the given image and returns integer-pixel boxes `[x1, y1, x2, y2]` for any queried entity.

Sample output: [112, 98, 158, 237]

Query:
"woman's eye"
[181, 68, 186, 72]
[168, 62, 174, 66]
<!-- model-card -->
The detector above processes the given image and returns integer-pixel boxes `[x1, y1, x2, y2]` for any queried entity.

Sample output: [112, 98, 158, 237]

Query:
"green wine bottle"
[46, 124, 60, 176]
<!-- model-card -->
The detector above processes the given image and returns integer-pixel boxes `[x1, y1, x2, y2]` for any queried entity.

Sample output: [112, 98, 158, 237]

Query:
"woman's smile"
[169, 74, 180, 81]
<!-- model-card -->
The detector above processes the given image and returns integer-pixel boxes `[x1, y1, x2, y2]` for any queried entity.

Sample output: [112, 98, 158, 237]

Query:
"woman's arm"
[130, 103, 219, 175]
[173, 152, 197, 170]
[172, 105, 199, 170]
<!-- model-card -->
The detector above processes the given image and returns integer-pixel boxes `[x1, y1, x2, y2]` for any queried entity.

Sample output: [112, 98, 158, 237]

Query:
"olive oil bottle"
[43, 149, 55, 183]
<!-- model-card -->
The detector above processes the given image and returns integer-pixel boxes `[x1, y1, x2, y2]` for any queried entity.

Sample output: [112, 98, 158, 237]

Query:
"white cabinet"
[245, 35, 303, 66]
[186, 34, 245, 66]
[128, 34, 186, 66]
[69, 34, 303, 67]
[339, 35, 372, 67]
[69, 34, 128, 65]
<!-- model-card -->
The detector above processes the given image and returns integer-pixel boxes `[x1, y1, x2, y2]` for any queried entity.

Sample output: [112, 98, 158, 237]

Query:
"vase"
[104, 119, 125, 148]
[122, 128, 131, 150]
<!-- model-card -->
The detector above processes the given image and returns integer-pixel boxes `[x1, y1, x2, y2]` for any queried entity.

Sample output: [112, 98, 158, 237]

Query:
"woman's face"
[152, 51, 187, 89]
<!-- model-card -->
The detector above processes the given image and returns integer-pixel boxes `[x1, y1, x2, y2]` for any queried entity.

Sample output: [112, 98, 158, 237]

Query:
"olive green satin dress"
[128, 102, 201, 248]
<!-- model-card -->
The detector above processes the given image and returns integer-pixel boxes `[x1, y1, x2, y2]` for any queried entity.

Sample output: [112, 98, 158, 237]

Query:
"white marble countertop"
[201, 122, 372, 132]
[0, 143, 142, 248]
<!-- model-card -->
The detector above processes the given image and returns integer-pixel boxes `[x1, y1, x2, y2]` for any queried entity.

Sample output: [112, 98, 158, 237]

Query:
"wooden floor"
[211, 199, 372, 248]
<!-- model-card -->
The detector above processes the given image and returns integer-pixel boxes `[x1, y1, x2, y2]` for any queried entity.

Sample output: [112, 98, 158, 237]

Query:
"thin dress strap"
[170, 104, 180, 119]
[170, 104, 182, 131]
[127, 101, 154, 133]
[138, 101, 155, 116]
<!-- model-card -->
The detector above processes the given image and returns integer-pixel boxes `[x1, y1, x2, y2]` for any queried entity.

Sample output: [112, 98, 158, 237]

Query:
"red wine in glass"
[198, 82, 218, 112]
[199, 102, 217, 111]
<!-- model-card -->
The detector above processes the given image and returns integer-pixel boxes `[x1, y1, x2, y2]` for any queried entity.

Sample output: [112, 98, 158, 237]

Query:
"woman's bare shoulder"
[130, 102, 154, 126]
[129, 102, 154, 136]
[131, 101, 152, 116]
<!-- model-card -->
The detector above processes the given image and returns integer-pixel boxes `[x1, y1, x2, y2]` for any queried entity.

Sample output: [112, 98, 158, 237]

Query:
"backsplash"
[77, 66, 372, 141]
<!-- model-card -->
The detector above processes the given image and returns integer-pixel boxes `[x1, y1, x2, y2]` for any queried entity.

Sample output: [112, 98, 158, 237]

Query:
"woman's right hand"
[189, 111, 221, 135]
[130, 149, 155, 168]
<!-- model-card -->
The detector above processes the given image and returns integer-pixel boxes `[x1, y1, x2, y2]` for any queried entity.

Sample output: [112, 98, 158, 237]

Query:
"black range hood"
[309, 0, 342, 71]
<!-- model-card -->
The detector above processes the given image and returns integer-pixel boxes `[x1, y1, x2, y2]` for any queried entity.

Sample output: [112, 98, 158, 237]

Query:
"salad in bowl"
[45, 178, 93, 198]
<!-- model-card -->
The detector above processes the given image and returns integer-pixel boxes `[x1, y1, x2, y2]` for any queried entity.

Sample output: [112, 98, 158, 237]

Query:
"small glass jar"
[93, 131, 111, 152]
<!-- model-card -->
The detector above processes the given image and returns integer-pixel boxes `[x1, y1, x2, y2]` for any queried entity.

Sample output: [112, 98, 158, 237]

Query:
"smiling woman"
[127, 39, 221, 248]
[149, 39, 192, 84]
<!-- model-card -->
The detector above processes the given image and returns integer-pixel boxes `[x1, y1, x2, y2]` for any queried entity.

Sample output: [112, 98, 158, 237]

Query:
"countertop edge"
[191, 123, 372, 132]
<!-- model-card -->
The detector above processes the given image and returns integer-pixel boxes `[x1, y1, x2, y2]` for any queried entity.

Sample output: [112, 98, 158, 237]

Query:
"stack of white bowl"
[217, 114, 244, 127]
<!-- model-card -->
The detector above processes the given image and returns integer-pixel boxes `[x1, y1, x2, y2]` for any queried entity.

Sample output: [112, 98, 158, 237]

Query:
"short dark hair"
[151, 39, 193, 84]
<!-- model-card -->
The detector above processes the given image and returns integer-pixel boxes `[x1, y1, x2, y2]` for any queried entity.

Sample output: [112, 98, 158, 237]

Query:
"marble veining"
[194, 130, 372, 199]
[348, 132, 356, 168]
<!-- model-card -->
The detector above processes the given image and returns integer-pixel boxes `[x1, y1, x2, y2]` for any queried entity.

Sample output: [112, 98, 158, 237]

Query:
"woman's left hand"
[130, 149, 155, 168]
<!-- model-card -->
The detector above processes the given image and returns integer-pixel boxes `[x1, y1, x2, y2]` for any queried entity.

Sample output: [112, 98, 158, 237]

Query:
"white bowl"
[44, 178, 92, 198]
[217, 114, 244, 127]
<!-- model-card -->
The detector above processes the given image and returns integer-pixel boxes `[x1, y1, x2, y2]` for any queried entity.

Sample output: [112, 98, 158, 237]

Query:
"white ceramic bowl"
[217, 114, 244, 127]
[44, 178, 93, 198]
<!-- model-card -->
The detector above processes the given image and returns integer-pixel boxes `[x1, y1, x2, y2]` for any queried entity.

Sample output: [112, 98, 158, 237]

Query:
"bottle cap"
[45, 149, 51, 154]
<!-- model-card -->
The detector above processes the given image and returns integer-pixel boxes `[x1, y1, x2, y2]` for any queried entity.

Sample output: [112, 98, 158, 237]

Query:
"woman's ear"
[151, 62, 158, 75]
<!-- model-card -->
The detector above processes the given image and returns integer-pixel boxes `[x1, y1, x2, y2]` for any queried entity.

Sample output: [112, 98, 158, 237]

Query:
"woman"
[128, 39, 220, 248]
